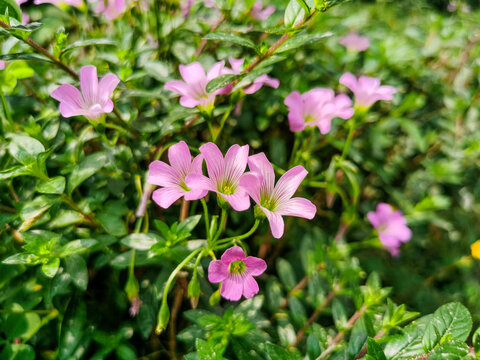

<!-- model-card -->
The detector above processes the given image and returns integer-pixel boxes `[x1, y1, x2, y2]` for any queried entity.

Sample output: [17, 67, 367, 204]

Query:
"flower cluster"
[367, 203, 412, 256]
[147, 142, 316, 239]
[164, 60, 279, 111]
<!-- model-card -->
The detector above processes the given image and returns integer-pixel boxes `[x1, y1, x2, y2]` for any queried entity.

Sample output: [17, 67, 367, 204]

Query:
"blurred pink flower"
[90, 0, 126, 20]
[284, 88, 354, 134]
[339, 32, 370, 52]
[228, 57, 279, 94]
[148, 141, 207, 209]
[249, 1, 275, 21]
[339, 73, 397, 109]
[185, 142, 250, 211]
[164, 61, 232, 110]
[0, 61, 5, 70]
[51, 65, 120, 120]
[240, 153, 316, 238]
[208, 246, 266, 301]
[367, 203, 412, 256]
[180, 0, 194, 17]
[34, 0, 83, 8]
[129, 297, 142, 317]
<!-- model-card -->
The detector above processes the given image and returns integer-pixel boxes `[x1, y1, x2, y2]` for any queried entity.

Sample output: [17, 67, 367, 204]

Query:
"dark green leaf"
[0, 52, 52, 62]
[428, 340, 471, 360]
[204, 32, 258, 51]
[61, 38, 117, 57]
[276, 32, 333, 53]
[65, 254, 88, 291]
[68, 152, 109, 194]
[367, 338, 387, 360]
[0, 0, 22, 22]
[59, 298, 86, 360]
[36, 176, 66, 194]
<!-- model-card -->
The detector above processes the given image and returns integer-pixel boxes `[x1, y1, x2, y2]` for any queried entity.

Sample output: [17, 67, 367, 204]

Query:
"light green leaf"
[42, 257, 60, 278]
[284, 0, 304, 28]
[120, 233, 160, 251]
[7, 134, 45, 166]
[206, 74, 241, 93]
[65, 254, 88, 291]
[0, 0, 22, 22]
[276, 32, 333, 53]
[56, 239, 98, 257]
[68, 152, 109, 194]
[204, 32, 258, 51]
[36, 176, 66, 194]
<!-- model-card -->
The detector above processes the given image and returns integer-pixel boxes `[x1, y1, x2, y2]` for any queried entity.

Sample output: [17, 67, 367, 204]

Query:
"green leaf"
[19, 195, 57, 231]
[56, 239, 98, 257]
[0, 0, 22, 22]
[206, 74, 242, 93]
[276, 258, 297, 290]
[196, 338, 225, 360]
[348, 314, 374, 358]
[2, 253, 41, 265]
[65, 254, 88, 291]
[120, 233, 160, 250]
[7, 134, 45, 166]
[0, 165, 31, 179]
[295, 0, 311, 14]
[265, 343, 298, 360]
[203, 32, 258, 51]
[4, 310, 41, 340]
[42, 257, 60, 278]
[59, 298, 86, 360]
[428, 340, 471, 360]
[422, 302, 472, 352]
[332, 299, 347, 329]
[367, 338, 387, 360]
[36, 176, 66, 194]
[284, 0, 305, 28]
[0, 344, 35, 360]
[0, 52, 52, 62]
[472, 326, 480, 356]
[276, 32, 333, 53]
[96, 211, 127, 237]
[67, 152, 109, 194]
[177, 215, 202, 235]
[61, 38, 117, 57]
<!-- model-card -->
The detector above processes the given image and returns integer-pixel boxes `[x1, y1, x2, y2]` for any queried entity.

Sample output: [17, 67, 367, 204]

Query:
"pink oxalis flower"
[367, 203, 412, 256]
[249, 1, 275, 21]
[284, 88, 354, 134]
[90, 0, 126, 20]
[148, 141, 207, 209]
[228, 58, 279, 94]
[0, 61, 5, 70]
[34, 0, 83, 8]
[339, 32, 370, 52]
[186, 143, 250, 211]
[339, 73, 397, 109]
[208, 246, 267, 301]
[240, 153, 316, 238]
[164, 61, 232, 110]
[51, 65, 120, 120]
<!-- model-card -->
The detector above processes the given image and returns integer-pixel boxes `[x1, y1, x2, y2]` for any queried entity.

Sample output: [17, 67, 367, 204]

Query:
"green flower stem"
[288, 132, 302, 168]
[0, 86, 12, 127]
[156, 248, 202, 331]
[214, 219, 260, 248]
[212, 208, 227, 245]
[213, 105, 233, 144]
[340, 118, 356, 161]
[307, 181, 328, 188]
[201, 198, 210, 243]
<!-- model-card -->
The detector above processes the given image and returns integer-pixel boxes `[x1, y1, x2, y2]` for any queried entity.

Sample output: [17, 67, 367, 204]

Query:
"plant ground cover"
[1, 0, 480, 358]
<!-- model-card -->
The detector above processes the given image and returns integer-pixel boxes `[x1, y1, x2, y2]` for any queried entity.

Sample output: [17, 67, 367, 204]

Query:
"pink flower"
[148, 141, 207, 209]
[249, 1, 275, 20]
[208, 246, 266, 301]
[90, 0, 126, 20]
[129, 297, 142, 317]
[164, 61, 232, 110]
[51, 65, 120, 120]
[367, 203, 412, 256]
[339, 73, 397, 109]
[339, 32, 370, 52]
[185, 143, 250, 211]
[284, 88, 354, 134]
[180, 0, 194, 17]
[228, 58, 279, 94]
[239, 153, 316, 238]
[0, 61, 5, 70]
[34, 0, 83, 8]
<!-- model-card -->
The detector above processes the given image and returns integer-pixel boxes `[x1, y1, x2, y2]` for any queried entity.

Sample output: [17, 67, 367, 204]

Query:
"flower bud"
[188, 272, 201, 309]
[125, 273, 139, 301]
[155, 301, 170, 335]
[209, 289, 221, 306]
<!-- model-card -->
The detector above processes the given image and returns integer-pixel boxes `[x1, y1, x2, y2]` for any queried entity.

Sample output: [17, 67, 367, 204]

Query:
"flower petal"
[164, 80, 191, 97]
[98, 73, 120, 105]
[339, 72, 358, 92]
[239, 173, 261, 204]
[244, 256, 267, 276]
[242, 275, 260, 298]
[208, 260, 229, 283]
[221, 188, 250, 211]
[277, 197, 316, 219]
[184, 189, 208, 201]
[272, 165, 308, 205]
[148, 161, 177, 187]
[184, 173, 216, 192]
[221, 275, 243, 301]
[224, 144, 249, 184]
[265, 210, 285, 238]
[199, 142, 225, 184]
[228, 57, 244, 74]
[51, 84, 84, 109]
[179, 62, 206, 86]
[152, 187, 184, 209]
[221, 246, 246, 264]
[80, 65, 99, 105]
[247, 152, 275, 196]
[168, 141, 192, 174]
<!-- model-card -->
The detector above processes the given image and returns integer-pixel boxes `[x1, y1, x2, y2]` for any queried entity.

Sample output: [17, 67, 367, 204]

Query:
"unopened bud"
[209, 289, 221, 306]
[155, 301, 170, 335]
[188, 272, 201, 309]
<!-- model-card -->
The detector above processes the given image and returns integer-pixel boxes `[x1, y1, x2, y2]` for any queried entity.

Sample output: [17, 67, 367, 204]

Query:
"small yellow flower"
[470, 240, 480, 259]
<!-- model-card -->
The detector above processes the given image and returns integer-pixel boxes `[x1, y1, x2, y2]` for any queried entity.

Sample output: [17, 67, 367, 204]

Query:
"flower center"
[304, 115, 316, 123]
[377, 224, 387, 233]
[260, 195, 276, 211]
[219, 181, 236, 195]
[229, 260, 246, 274]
